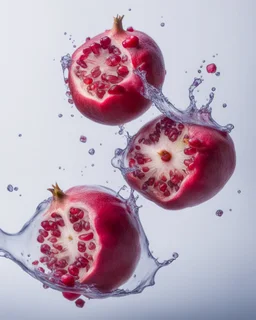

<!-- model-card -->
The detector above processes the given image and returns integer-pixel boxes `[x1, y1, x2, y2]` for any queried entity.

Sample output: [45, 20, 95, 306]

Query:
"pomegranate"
[206, 63, 217, 73]
[68, 15, 165, 125]
[36, 183, 141, 294]
[124, 116, 236, 210]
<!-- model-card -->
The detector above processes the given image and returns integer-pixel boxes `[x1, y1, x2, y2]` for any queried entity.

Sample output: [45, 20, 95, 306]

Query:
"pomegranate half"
[68, 15, 165, 125]
[124, 116, 236, 210]
[36, 184, 141, 293]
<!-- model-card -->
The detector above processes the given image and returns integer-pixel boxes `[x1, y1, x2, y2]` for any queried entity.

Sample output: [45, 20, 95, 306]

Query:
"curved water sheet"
[0, 187, 177, 301]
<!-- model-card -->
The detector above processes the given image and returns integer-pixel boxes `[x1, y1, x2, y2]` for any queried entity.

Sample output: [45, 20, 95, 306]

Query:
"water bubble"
[128, 8, 131, 11]
[215, 72, 221, 76]
[172, 252, 179, 259]
[14, 187, 19, 191]
[229, 208, 232, 211]
[7, 185, 14, 192]
[71, 114, 74, 117]
[222, 103, 227, 108]
[80, 135, 87, 143]
[211, 87, 216, 92]
[202, 60, 206, 63]
[18, 134, 22, 137]
[91, 164, 95, 167]
[88, 148, 95, 155]
[237, 190, 241, 194]
[58, 166, 61, 170]
[160, 22, 165, 27]
[58, 114, 63, 118]
[216, 209, 223, 217]
[198, 70, 201, 73]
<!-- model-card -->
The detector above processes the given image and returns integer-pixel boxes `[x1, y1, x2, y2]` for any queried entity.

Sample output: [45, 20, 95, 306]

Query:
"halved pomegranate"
[36, 184, 141, 294]
[124, 116, 236, 210]
[68, 15, 165, 125]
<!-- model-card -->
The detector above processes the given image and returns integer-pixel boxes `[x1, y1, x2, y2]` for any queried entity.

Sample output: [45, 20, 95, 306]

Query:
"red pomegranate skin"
[68, 17, 165, 125]
[46, 185, 141, 292]
[124, 116, 236, 210]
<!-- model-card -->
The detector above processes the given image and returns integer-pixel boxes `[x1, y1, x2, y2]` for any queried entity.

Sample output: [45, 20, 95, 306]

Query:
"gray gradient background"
[0, 0, 255, 319]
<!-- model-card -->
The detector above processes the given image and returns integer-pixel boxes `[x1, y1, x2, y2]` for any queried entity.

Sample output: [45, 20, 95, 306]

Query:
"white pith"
[40, 202, 101, 281]
[128, 128, 194, 199]
[71, 39, 133, 101]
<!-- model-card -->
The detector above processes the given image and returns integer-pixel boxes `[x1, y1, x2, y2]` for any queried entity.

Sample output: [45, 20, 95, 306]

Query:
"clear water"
[0, 187, 177, 300]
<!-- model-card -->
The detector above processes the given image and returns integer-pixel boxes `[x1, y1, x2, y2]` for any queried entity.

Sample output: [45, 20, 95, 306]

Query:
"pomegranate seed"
[100, 36, 111, 49]
[127, 26, 134, 32]
[73, 221, 83, 232]
[178, 123, 185, 130]
[88, 84, 96, 91]
[48, 221, 57, 230]
[88, 242, 96, 250]
[206, 63, 217, 73]
[137, 171, 145, 179]
[40, 244, 51, 255]
[37, 235, 44, 243]
[101, 73, 108, 82]
[184, 147, 197, 155]
[188, 162, 196, 170]
[121, 54, 128, 62]
[51, 212, 60, 218]
[135, 145, 141, 150]
[164, 190, 171, 197]
[70, 208, 81, 215]
[86, 37, 91, 42]
[147, 177, 155, 186]
[161, 175, 167, 182]
[82, 47, 92, 58]
[38, 267, 45, 273]
[78, 210, 84, 219]
[171, 174, 181, 185]
[32, 260, 39, 265]
[83, 77, 93, 85]
[97, 82, 106, 89]
[142, 166, 149, 172]
[91, 66, 101, 78]
[49, 236, 57, 243]
[189, 138, 202, 148]
[106, 75, 122, 84]
[54, 269, 67, 277]
[79, 233, 94, 241]
[136, 157, 145, 165]
[56, 218, 65, 227]
[40, 256, 49, 263]
[159, 150, 172, 162]
[113, 47, 121, 55]
[184, 159, 192, 167]
[61, 274, 75, 287]
[62, 292, 81, 301]
[129, 158, 136, 167]
[78, 241, 86, 252]
[90, 42, 101, 55]
[108, 85, 125, 94]
[106, 54, 121, 67]
[117, 65, 129, 77]
[77, 257, 89, 268]
[75, 299, 85, 308]
[69, 215, 79, 224]
[108, 45, 117, 53]
[53, 244, 63, 251]
[84, 253, 93, 261]
[159, 182, 167, 192]
[76, 60, 87, 68]
[142, 183, 148, 190]
[41, 221, 51, 231]
[68, 265, 79, 276]
[51, 229, 61, 237]
[96, 89, 106, 99]
[47, 257, 57, 268]
[122, 36, 139, 48]
[39, 229, 49, 237]
[82, 221, 90, 231]
[56, 259, 68, 268]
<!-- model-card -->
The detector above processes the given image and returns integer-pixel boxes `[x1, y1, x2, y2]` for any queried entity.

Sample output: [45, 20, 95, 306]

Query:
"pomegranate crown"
[112, 14, 125, 33]
[48, 183, 66, 200]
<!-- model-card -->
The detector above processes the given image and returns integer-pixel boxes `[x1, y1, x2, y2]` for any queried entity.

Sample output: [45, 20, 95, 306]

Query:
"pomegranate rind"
[124, 115, 236, 210]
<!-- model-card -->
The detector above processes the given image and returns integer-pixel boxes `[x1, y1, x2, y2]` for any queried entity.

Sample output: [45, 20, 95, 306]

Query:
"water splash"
[0, 187, 176, 301]
[134, 69, 234, 133]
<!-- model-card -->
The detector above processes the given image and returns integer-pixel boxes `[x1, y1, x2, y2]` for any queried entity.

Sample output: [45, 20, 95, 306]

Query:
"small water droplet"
[213, 55, 215, 58]
[14, 187, 19, 191]
[71, 114, 74, 117]
[128, 8, 131, 11]
[222, 103, 227, 108]
[64, 32, 67, 35]
[58, 114, 63, 118]
[202, 60, 206, 63]
[91, 164, 95, 167]
[80, 135, 87, 143]
[216, 209, 223, 217]
[229, 208, 232, 211]
[172, 252, 179, 259]
[88, 148, 95, 155]
[18, 134, 22, 137]
[198, 70, 201, 73]
[211, 87, 216, 92]
[237, 190, 241, 194]
[215, 72, 221, 76]
[160, 22, 165, 27]
[7, 184, 13, 192]
[68, 99, 74, 104]
[58, 166, 61, 170]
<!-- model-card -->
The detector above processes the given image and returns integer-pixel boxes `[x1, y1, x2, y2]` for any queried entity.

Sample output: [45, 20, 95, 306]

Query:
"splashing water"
[0, 188, 176, 302]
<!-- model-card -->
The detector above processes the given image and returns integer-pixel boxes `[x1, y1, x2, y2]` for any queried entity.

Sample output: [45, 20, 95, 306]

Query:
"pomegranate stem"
[112, 14, 125, 34]
[48, 183, 66, 200]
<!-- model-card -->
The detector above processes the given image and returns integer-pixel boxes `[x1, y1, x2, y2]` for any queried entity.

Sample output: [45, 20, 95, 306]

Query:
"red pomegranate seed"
[91, 66, 101, 78]
[38, 267, 45, 273]
[32, 260, 39, 265]
[78, 210, 84, 219]
[40, 256, 49, 263]
[47, 257, 57, 268]
[82, 221, 90, 231]
[161, 175, 167, 182]
[129, 158, 136, 167]
[77, 257, 89, 268]
[41, 221, 51, 231]
[78, 241, 86, 252]
[83, 47, 92, 58]
[73, 221, 83, 232]
[88, 84, 96, 91]
[62, 292, 81, 301]
[188, 162, 196, 170]
[83, 77, 93, 85]
[142, 183, 148, 190]
[68, 265, 80, 276]
[40, 244, 51, 255]
[53, 244, 63, 251]
[57, 218, 65, 227]
[106, 54, 121, 67]
[56, 259, 68, 268]
[108, 45, 117, 53]
[170, 174, 181, 185]
[76, 60, 87, 68]
[121, 54, 128, 62]
[96, 89, 106, 99]
[164, 190, 171, 197]
[117, 65, 129, 77]
[37, 235, 44, 243]
[178, 123, 184, 130]
[159, 150, 172, 162]
[127, 26, 134, 32]
[39, 229, 49, 237]
[106, 75, 122, 84]
[159, 182, 167, 192]
[184, 147, 197, 155]
[113, 47, 121, 55]
[108, 85, 125, 94]
[122, 36, 139, 48]
[69, 215, 79, 224]
[84, 253, 93, 261]
[101, 73, 108, 82]
[54, 269, 67, 277]
[49, 236, 57, 243]
[75, 299, 85, 308]
[206, 63, 217, 73]
[147, 177, 155, 186]
[48, 221, 57, 230]
[70, 208, 81, 215]
[79, 233, 94, 241]
[51, 229, 61, 237]
[61, 274, 75, 287]
[51, 212, 60, 219]
[88, 242, 96, 250]
[90, 42, 101, 55]
[100, 36, 111, 49]
[142, 166, 150, 172]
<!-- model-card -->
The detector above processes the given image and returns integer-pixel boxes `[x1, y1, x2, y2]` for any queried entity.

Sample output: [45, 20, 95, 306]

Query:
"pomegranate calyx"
[48, 183, 66, 200]
[112, 14, 125, 35]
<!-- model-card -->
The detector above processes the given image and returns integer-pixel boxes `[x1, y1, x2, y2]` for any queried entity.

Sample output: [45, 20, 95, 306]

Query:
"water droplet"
[216, 209, 223, 217]
[215, 72, 221, 76]
[80, 135, 87, 143]
[172, 252, 179, 259]
[14, 187, 19, 191]
[211, 87, 216, 92]
[237, 190, 241, 194]
[229, 208, 232, 211]
[70, 114, 74, 117]
[222, 103, 227, 108]
[58, 114, 63, 118]
[128, 8, 131, 11]
[198, 70, 201, 73]
[18, 134, 22, 137]
[202, 60, 206, 63]
[68, 99, 74, 104]
[64, 32, 67, 35]
[58, 166, 61, 170]
[160, 22, 165, 27]
[7, 184, 13, 192]
[88, 148, 95, 155]
[91, 164, 95, 167]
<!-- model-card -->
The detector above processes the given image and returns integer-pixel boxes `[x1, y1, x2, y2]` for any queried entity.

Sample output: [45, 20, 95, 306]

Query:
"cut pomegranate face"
[68, 15, 165, 125]
[124, 116, 236, 210]
[35, 184, 141, 292]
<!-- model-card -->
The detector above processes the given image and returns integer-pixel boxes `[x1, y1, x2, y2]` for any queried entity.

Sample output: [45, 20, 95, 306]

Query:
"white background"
[0, 0, 255, 319]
